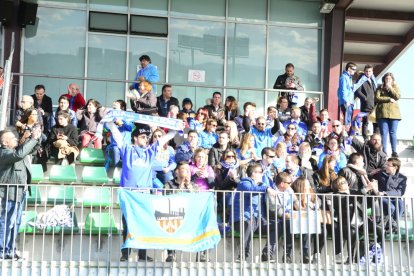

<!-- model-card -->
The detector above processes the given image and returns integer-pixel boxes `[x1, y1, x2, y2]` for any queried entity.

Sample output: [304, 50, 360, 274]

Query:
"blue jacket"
[132, 64, 159, 93]
[337, 71, 354, 105]
[120, 142, 158, 188]
[318, 151, 347, 174]
[198, 130, 218, 149]
[175, 142, 194, 163]
[232, 177, 268, 222]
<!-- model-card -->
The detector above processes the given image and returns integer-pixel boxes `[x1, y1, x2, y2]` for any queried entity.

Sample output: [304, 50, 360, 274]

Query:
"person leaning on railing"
[262, 172, 297, 263]
[232, 162, 278, 262]
[163, 161, 199, 262]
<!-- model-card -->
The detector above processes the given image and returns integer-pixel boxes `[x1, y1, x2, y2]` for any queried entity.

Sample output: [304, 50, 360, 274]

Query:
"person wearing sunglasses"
[232, 162, 278, 262]
[337, 62, 357, 127]
[198, 119, 219, 150]
[262, 172, 296, 263]
[282, 107, 308, 140]
[106, 122, 181, 262]
[275, 123, 302, 154]
[242, 114, 280, 155]
[150, 128, 176, 186]
[189, 107, 209, 133]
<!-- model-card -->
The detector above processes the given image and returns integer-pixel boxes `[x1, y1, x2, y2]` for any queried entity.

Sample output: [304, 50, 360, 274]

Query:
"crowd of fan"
[13, 60, 407, 264]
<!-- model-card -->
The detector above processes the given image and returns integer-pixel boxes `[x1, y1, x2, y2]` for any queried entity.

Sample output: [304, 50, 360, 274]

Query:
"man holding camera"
[0, 128, 41, 260]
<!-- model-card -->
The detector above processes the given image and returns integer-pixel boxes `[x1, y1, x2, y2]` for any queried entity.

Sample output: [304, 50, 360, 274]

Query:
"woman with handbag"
[375, 72, 401, 157]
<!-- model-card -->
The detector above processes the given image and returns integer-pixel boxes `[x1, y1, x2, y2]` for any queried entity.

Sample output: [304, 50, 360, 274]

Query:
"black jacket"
[355, 77, 376, 112]
[351, 137, 387, 179]
[377, 171, 407, 197]
[0, 138, 39, 201]
[156, 95, 179, 117]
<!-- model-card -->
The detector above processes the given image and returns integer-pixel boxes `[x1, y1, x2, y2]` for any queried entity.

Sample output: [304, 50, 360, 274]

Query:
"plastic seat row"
[19, 211, 118, 235]
[27, 186, 114, 207]
[32, 164, 121, 184]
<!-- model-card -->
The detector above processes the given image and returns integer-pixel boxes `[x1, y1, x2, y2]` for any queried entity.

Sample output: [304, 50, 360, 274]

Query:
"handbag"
[368, 106, 377, 123]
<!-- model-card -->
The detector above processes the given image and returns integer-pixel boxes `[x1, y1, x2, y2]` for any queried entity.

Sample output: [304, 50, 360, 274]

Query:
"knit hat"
[182, 98, 192, 106]
[132, 123, 151, 137]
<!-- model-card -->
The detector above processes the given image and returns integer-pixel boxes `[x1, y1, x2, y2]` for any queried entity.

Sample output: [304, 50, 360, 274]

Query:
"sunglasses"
[287, 127, 296, 130]
[153, 135, 162, 138]
[225, 155, 235, 159]
[139, 135, 149, 140]
[267, 155, 276, 158]
[333, 125, 341, 127]
[210, 124, 217, 127]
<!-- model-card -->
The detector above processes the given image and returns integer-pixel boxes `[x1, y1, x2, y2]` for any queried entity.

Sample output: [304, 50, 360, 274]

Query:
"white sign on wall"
[188, 70, 205, 83]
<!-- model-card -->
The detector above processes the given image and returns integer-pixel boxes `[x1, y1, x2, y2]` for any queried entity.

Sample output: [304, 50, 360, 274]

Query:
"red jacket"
[62, 93, 86, 112]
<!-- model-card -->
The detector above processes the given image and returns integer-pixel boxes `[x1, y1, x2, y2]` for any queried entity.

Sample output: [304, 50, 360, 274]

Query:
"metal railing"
[1, 184, 413, 275]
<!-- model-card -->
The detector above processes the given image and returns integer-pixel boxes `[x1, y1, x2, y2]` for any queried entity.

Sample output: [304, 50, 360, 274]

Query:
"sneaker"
[5, 253, 23, 261]
[261, 254, 275, 263]
[234, 256, 241, 263]
[335, 253, 344, 264]
[391, 152, 399, 158]
[138, 256, 154, 262]
[312, 253, 320, 264]
[120, 254, 129, 262]
[282, 255, 292, 263]
[165, 254, 176, 262]
[302, 256, 310, 264]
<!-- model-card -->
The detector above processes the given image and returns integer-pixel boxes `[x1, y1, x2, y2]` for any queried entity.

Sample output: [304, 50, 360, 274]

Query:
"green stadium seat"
[113, 167, 121, 184]
[82, 187, 112, 207]
[46, 186, 77, 205]
[26, 185, 42, 205]
[49, 165, 77, 183]
[84, 212, 118, 234]
[80, 148, 105, 165]
[31, 164, 44, 183]
[81, 166, 109, 184]
[385, 220, 414, 241]
[19, 210, 37, 234]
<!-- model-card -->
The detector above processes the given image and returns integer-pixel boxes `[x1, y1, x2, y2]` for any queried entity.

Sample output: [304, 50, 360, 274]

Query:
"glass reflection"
[89, 0, 127, 13]
[129, 37, 167, 89]
[87, 34, 126, 105]
[270, 0, 321, 27]
[227, 23, 266, 88]
[268, 26, 321, 91]
[171, 0, 225, 19]
[169, 19, 225, 85]
[131, 0, 167, 16]
[228, 0, 266, 21]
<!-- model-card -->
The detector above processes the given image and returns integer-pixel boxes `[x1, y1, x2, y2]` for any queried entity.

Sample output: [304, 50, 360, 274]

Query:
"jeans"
[0, 192, 26, 257]
[340, 104, 354, 126]
[377, 119, 399, 154]
[262, 219, 296, 259]
[105, 146, 122, 170]
[382, 198, 405, 221]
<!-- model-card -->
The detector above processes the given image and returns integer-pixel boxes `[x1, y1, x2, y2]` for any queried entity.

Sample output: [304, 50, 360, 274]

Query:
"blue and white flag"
[95, 109, 183, 139]
[118, 189, 221, 252]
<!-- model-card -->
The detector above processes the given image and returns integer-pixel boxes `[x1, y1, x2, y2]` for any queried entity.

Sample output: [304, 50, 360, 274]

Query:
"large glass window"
[171, 0, 225, 19]
[169, 19, 225, 86]
[23, 7, 86, 103]
[131, 0, 167, 16]
[26, 0, 86, 8]
[0, 29, 3, 64]
[270, 0, 321, 27]
[128, 36, 167, 93]
[228, 0, 267, 21]
[268, 26, 321, 92]
[89, 0, 127, 13]
[227, 23, 266, 88]
[87, 33, 126, 106]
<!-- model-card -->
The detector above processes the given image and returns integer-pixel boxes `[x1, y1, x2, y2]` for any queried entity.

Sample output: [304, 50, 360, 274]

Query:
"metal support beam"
[375, 25, 414, 75]
[345, 32, 404, 45]
[322, 8, 346, 121]
[343, 54, 384, 64]
[347, 9, 414, 23]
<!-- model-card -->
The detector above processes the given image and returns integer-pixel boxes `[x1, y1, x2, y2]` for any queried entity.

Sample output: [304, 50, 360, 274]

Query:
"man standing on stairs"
[0, 128, 41, 260]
